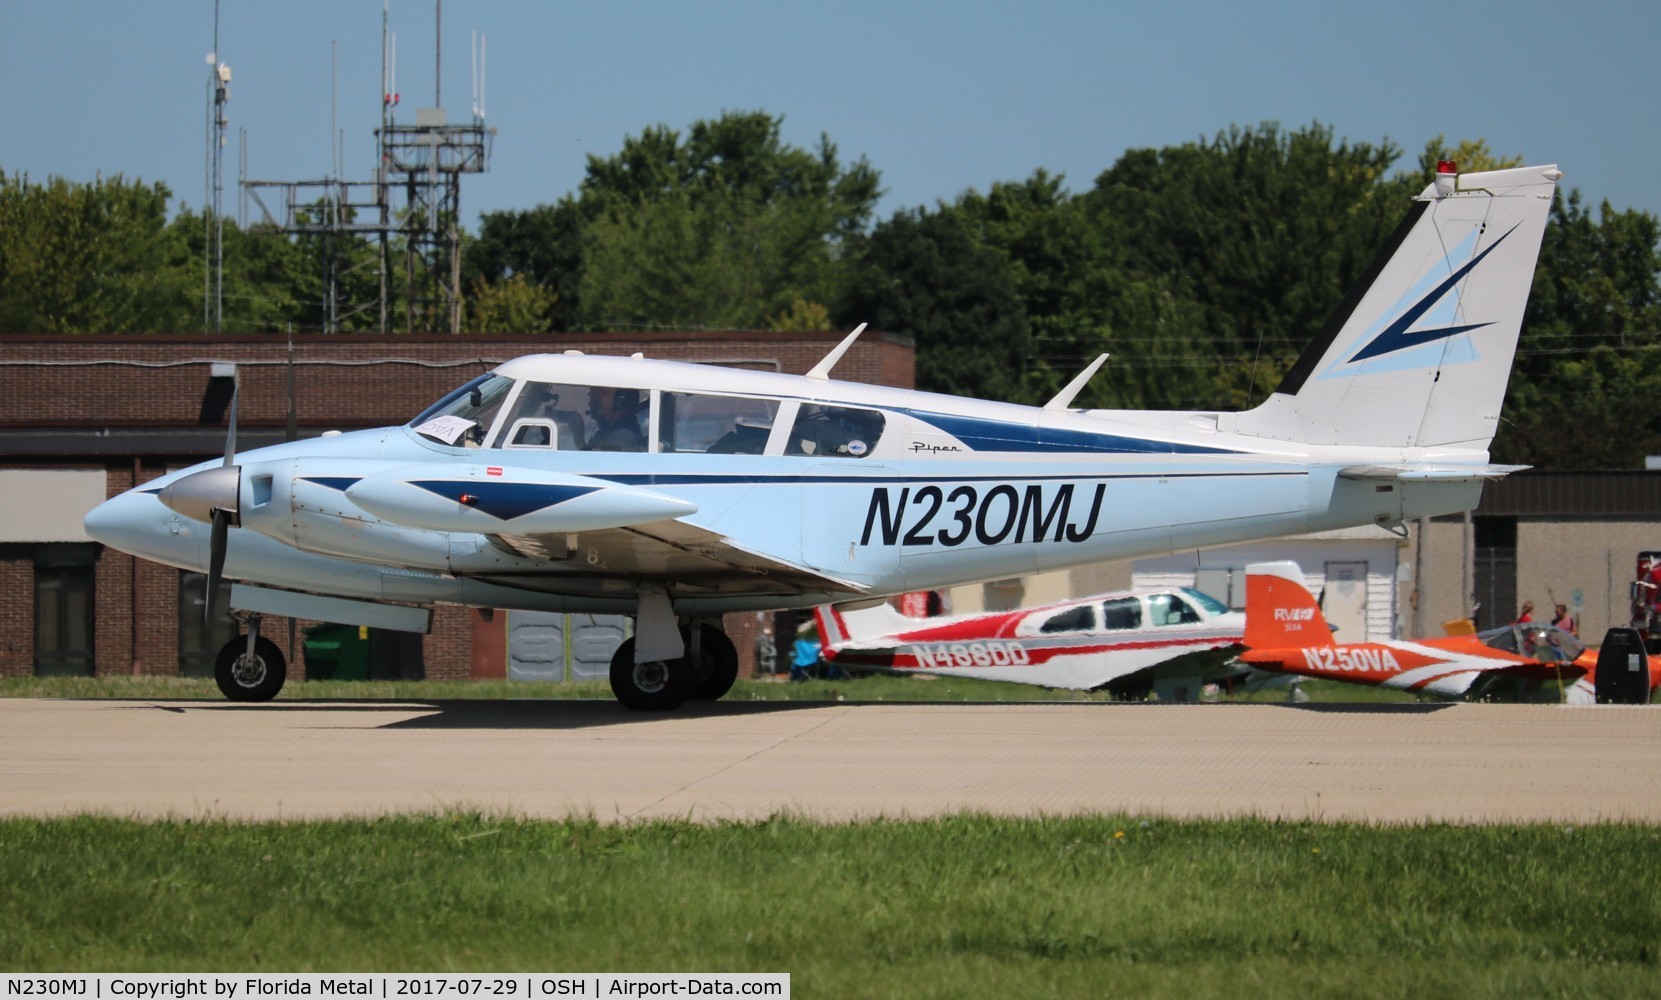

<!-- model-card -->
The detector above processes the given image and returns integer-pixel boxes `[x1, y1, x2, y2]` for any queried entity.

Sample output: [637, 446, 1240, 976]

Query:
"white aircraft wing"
[485, 519, 871, 599]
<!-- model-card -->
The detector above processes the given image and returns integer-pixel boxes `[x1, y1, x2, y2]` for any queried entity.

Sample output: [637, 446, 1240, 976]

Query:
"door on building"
[1473, 516, 1518, 631]
[35, 543, 96, 676]
[507, 612, 627, 682]
[1322, 561, 1369, 643]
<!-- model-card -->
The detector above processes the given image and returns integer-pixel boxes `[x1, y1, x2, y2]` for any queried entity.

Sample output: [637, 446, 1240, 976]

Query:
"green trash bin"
[303, 623, 371, 680]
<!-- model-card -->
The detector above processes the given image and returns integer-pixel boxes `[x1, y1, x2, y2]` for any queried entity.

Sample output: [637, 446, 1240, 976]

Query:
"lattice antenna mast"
[204, 0, 231, 335]
[239, 0, 492, 334]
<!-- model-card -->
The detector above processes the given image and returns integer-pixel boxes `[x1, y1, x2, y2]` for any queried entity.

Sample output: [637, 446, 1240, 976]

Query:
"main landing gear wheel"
[685, 625, 739, 701]
[214, 635, 287, 702]
[609, 637, 691, 711]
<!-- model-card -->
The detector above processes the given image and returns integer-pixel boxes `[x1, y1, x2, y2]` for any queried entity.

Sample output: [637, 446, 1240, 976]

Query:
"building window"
[34, 544, 97, 676]
[179, 571, 237, 678]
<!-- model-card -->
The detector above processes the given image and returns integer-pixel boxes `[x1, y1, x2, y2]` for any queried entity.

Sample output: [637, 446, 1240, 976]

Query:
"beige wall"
[1409, 518, 1473, 636]
[942, 560, 1135, 618]
[1517, 520, 1652, 638]
[1406, 517, 1657, 640]
[0, 469, 105, 542]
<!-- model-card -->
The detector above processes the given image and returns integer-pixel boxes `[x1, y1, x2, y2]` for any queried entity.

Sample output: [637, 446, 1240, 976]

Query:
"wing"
[479, 518, 871, 600]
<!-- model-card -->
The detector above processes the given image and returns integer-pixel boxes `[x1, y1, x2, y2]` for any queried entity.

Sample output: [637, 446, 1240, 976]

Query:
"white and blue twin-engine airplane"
[87, 161, 1561, 709]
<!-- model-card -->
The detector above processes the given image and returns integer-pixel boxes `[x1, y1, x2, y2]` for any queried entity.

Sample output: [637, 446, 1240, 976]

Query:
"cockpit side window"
[786, 405, 885, 458]
[492, 381, 592, 450]
[411, 373, 515, 447]
[660, 392, 781, 454]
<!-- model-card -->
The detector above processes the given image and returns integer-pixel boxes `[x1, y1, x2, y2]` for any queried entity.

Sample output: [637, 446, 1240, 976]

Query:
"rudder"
[1240, 163, 1560, 451]
[1244, 561, 1334, 650]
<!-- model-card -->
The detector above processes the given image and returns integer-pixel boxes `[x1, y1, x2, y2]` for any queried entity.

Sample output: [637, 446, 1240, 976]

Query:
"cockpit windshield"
[410, 373, 516, 447]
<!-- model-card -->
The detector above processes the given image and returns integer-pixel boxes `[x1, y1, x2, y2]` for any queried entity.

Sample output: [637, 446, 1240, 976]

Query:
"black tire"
[609, 637, 690, 711]
[685, 625, 739, 701]
[214, 635, 287, 702]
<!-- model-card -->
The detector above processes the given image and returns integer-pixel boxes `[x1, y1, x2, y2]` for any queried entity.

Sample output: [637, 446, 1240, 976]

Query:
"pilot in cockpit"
[586, 386, 647, 452]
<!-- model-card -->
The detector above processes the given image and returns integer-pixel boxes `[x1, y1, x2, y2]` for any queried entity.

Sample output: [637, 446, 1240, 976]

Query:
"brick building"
[0, 332, 914, 682]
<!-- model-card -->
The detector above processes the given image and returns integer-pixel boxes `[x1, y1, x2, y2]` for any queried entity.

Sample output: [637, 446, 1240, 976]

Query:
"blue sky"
[4, 1, 1657, 228]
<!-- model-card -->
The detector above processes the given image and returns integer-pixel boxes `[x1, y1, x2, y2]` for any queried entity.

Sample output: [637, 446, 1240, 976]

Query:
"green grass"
[0, 815, 1656, 995]
[0, 672, 1422, 704]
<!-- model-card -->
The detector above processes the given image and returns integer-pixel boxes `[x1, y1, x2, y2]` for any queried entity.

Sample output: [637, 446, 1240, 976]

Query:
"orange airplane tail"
[1244, 561, 1334, 650]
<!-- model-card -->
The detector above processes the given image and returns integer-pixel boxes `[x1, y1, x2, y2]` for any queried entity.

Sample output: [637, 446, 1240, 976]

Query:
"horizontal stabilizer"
[1338, 463, 1529, 482]
[815, 600, 915, 649]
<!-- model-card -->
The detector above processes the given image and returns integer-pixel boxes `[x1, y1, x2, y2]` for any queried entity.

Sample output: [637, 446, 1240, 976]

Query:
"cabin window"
[1099, 597, 1143, 630]
[1038, 604, 1096, 634]
[1147, 593, 1203, 627]
[658, 392, 780, 454]
[785, 405, 886, 458]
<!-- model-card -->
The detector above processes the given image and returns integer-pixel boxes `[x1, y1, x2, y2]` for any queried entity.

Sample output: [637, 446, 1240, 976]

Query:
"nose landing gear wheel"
[214, 635, 287, 702]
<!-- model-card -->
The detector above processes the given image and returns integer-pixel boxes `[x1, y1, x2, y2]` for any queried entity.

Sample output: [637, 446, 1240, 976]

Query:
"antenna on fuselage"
[805, 323, 867, 380]
[1043, 353, 1110, 411]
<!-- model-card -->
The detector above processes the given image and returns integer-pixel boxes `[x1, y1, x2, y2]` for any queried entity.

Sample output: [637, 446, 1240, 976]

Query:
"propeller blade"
[206, 509, 229, 624]
[223, 381, 239, 467]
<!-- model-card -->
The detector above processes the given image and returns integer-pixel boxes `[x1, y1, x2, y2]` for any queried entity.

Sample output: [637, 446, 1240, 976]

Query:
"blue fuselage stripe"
[899, 410, 1245, 455]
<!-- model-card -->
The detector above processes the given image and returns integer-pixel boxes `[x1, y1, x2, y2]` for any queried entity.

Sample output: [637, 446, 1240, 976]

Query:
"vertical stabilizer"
[1243, 561, 1333, 650]
[1239, 164, 1561, 450]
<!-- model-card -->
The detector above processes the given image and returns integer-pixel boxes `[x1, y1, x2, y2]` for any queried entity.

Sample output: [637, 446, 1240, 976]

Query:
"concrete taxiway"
[1, 698, 1656, 823]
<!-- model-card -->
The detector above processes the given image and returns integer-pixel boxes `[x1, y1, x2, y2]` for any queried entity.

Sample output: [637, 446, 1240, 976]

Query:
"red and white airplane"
[1237, 561, 1595, 701]
[814, 585, 1247, 699]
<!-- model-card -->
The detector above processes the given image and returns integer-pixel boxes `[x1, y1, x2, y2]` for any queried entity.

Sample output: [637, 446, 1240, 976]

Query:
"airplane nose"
[83, 493, 133, 548]
[84, 488, 207, 571]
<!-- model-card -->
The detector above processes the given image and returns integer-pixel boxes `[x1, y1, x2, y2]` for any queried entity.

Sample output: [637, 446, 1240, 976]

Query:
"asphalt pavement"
[2, 698, 1656, 823]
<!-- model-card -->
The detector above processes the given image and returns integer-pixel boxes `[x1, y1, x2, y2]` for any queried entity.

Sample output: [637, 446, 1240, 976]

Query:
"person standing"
[1551, 603, 1577, 636]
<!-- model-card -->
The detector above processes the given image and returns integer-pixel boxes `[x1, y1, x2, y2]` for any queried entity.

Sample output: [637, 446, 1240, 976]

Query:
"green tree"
[469, 111, 881, 333]
[466, 272, 558, 333]
[576, 111, 880, 331]
[1080, 123, 1412, 409]
[467, 201, 585, 332]
[837, 205, 1030, 401]
[946, 171, 1113, 404]
[0, 170, 196, 332]
[1496, 191, 1661, 468]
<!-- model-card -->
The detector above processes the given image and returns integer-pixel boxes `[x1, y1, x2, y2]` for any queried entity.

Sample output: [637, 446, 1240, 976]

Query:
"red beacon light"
[1433, 159, 1458, 198]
